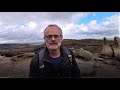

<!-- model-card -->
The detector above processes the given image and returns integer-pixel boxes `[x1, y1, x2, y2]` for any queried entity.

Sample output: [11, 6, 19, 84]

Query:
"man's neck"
[49, 49, 61, 58]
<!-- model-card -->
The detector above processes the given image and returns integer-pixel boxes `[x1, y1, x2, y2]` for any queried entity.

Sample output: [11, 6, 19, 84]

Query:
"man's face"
[44, 27, 63, 51]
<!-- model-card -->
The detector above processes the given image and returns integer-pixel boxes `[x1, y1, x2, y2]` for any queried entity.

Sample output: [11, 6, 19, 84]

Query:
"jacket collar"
[42, 45, 70, 68]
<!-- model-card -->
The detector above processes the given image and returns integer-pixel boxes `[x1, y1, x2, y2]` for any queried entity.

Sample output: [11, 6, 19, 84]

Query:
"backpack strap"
[38, 49, 45, 69]
[63, 47, 73, 65]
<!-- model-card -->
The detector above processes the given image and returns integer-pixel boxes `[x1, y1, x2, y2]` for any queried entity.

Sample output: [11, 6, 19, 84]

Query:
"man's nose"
[51, 36, 55, 40]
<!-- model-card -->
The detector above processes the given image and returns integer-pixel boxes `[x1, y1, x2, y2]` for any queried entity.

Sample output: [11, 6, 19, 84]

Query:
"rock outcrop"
[100, 37, 113, 57]
[73, 48, 93, 61]
[112, 37, 120, 59]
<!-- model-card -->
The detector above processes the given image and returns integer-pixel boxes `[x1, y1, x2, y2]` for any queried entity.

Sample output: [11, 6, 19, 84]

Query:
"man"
[29, 24, 80, 78]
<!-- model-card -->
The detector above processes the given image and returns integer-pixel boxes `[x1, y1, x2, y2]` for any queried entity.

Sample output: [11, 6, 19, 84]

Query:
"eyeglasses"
[45, 35, 62, 39]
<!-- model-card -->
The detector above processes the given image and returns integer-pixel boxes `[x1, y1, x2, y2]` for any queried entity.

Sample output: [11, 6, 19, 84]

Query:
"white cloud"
[78, 24, 88, 32]
[27, 21, 37, 29]
[0, 12, 119, 43]
[0, 22, 2, 26]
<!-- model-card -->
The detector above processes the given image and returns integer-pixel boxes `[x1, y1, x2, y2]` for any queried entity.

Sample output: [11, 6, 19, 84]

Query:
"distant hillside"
[62, 39, 113, 47]
[0, 39, 114, 53]
[62, 39, 114, 53]
[0, 43, 32, 50]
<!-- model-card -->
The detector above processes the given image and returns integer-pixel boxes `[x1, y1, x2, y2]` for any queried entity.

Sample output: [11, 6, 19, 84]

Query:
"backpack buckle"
[39, 65, 44, 68]
[68, 55, 72, 57]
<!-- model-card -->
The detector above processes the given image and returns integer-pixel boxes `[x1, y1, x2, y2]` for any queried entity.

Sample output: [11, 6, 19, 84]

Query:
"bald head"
[44, 24, 63, 37]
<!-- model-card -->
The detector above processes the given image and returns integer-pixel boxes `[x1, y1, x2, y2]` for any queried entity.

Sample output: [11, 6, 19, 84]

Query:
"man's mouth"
[48, 43, 59, 50]
[50, 43, 57, 45]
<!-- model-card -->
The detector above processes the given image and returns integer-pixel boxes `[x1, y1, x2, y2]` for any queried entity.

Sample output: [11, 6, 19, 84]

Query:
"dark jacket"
[29, 46, 80, 78]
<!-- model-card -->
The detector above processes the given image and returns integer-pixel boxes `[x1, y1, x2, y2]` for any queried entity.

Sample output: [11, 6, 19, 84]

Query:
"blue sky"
[0, 12, 119, 43]
[76, 12, 118, 24]
[15, 23, 27, 30]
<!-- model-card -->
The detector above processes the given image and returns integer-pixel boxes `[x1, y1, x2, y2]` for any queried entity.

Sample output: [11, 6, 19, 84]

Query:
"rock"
[76, 58, 96, 77]
[94, 57, 105, 61]
[78, 48, 93, 61]
[100, 37, 113, 57]
[112, 37, 120, 59]
[10, 53, 34, 62]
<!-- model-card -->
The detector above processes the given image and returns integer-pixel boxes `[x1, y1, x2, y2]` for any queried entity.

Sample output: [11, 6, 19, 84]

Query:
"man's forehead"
[46, 26, 60, 30]
[45, 27, 61, 33]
